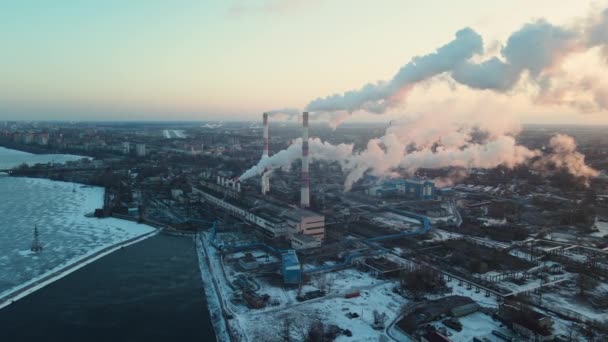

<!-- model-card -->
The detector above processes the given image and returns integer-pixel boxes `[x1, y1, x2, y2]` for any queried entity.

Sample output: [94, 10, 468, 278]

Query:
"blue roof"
[282, 250, 300, 266]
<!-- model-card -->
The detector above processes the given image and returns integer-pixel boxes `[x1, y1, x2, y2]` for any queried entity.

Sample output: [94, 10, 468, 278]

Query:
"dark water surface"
[0, 234, 216, 342]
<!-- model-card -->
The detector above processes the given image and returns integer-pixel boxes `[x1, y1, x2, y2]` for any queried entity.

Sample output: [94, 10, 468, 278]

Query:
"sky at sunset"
[1, 0, 607, 124]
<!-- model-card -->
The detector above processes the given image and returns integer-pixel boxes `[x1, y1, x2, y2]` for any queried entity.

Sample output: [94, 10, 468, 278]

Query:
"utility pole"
[529, 240, 534, 263]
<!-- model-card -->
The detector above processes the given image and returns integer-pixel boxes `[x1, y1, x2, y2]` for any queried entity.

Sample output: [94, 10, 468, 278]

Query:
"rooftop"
[281, 250, 300, 266]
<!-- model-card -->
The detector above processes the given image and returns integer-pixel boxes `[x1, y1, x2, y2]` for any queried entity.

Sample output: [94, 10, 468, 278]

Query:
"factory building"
[253, 210, 287, 238]
[193, 112, 325, 250]
[193, 176, 325, 249]
[284, 208, 325, 241]
[368, 178, 435, 200]
[136, 143, 147, 157]
[281, 250, 301, 285]
[399, 178, 435, 200]
[122, 142, 130, 154]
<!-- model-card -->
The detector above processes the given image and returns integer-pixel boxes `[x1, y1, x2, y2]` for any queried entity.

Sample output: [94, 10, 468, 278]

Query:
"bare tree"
[577, 273, 598, 297]
[281, 317, 293, 342]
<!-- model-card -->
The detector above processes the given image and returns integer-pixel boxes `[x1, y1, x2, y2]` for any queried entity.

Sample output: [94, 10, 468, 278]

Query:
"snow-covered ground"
[430, 311, 508, 342]
[242, 282, 407, 342]
[197, 230, 409, 341]
[540, 280, 608, 324]
[0, 150, 156, 301]
[427, 279, 499, 309]
[592, 218, 608, 237]
[196, 237, 231, 342]
[0, 146, 86, 169]
[163, 129, 186, 139]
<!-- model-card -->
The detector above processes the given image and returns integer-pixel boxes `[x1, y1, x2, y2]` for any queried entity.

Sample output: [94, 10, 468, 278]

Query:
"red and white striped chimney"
[300, 112, 310, 208]
[263, 112, 269, 158]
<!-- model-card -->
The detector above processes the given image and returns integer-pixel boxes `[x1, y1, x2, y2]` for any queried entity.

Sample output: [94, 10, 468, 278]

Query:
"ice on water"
[0, 148, 154, 297]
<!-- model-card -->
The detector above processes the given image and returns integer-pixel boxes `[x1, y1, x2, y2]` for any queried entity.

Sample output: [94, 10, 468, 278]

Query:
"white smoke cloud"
[266, 108, 301, 121]
[453, 20, 583, 91]
[587, 8, 608, 48]
[306, 28, 483, 116]
[339, 117, 538, 190]
[241, 7, 604, 189]
[240, 129, 596, 190]
[304, 7, 608, 123]
[239, 137, 353, 181]
[533, 134, 599, 183]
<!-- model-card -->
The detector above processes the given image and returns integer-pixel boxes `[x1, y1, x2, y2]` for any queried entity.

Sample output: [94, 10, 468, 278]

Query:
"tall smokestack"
[300, 112, 310, 208]
[263, 112, 269, 158]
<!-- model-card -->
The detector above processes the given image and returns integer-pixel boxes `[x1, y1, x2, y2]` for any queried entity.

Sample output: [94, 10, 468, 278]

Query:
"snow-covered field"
[163, 129, 186, 139]
[540, 280, 608, 324]
[197, 230, 410, 341]
[592, 218, 608, 237]
[241, 282, 407, 342]
[430, 311, 507, 342]
[0, 148, 155, 301]
[0, 146, 86, 169]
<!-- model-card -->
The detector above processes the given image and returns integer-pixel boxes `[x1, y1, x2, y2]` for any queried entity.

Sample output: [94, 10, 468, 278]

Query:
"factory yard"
[197, 230, 409, 341]
[241, 283, 405, 342]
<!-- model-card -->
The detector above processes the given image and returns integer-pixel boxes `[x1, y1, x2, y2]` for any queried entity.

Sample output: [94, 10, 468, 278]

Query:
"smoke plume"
[244, 8, 604, 189]
[304, 7, 608, 125]
[533, 134, 599, 183]
[307, 28, 483, 116]
[239, 137, 353, 181]
[266, 108, 300, 121]
[339, 116, 539, 190]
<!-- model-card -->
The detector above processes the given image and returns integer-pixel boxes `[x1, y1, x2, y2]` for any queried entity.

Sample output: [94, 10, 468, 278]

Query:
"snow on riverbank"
[0, 177, 156, 302]
[0, 146, 87, 169]
[195, 236, 232, 342]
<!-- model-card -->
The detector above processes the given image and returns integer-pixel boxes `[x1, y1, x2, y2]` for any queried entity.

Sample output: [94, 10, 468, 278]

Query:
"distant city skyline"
[1, 0, 607, 125]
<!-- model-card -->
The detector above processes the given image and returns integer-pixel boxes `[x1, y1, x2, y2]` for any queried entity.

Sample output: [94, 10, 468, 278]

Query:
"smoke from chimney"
[301, 6, 608, 127]
[242, 7, 605, 189]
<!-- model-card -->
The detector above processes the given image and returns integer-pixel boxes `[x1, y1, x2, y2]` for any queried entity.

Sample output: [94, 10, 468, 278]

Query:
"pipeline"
[303, 210, 431, 274]
[194, 211, 431, 277]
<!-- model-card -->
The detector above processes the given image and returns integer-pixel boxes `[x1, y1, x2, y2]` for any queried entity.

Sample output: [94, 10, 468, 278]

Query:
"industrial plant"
[3, 1, 608, 341]
[3, 113, 608, 342]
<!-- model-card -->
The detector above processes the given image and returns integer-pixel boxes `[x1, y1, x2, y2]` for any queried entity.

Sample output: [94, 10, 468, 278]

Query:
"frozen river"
[0, 147, 155, 299]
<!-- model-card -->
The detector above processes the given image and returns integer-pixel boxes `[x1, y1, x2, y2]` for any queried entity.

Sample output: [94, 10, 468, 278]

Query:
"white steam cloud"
[307, 28, 483, 120]
[240, 124, 597, 190]
[302, 7, 608, 126]
[532, 134, 599, 184]
[338, 114, 539, 190]
[239, 137, 353, 181]
[246, 8, 603, 189]
[266, 108, 301, 121]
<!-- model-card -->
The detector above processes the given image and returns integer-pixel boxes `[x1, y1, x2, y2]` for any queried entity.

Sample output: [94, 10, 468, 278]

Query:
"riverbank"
[0, 234, 216, 341]
[0, 175, 156, 302]
[0, 146, 87, 169]
[0, 141, 87, 158]
[196, 234, 233, 342]
[0, 226, 159, 310]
